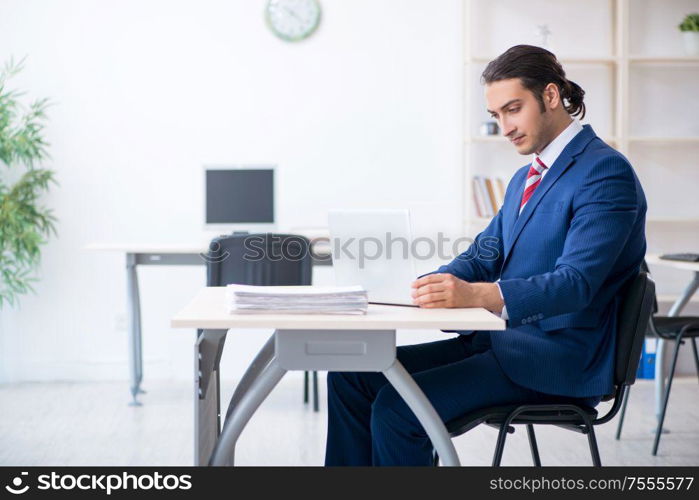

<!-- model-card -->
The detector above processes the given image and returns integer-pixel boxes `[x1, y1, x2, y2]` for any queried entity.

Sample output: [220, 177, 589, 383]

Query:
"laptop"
[328, 209, 418, 307]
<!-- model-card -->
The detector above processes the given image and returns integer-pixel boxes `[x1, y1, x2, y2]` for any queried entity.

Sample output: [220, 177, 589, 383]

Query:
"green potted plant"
[0, 57, 57, 308]
[679, 13, 699, 56]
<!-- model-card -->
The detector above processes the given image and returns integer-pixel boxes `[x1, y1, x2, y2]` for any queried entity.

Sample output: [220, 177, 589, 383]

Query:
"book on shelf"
[495, 178, 506, 207]
[472, 177, 488, 218]
[484, 178, 499, 215]
[472, 175, 507, 218]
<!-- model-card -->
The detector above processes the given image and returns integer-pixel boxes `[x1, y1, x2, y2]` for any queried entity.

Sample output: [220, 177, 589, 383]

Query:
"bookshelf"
[463, 0, 699, 294]
[629, 137, 699, 143]
[630, 55, 699, 64]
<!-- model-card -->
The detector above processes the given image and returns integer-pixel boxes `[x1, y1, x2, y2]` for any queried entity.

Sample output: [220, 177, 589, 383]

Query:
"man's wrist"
[471, 282, 505, 314]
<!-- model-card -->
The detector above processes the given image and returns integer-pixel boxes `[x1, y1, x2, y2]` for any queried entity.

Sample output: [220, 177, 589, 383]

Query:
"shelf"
[469, 56, 618, 65]
[468, 217, 699, 227]
[629, 137, 699, 144]
[469, 217, 494, 225]
[646, 217, 699, 223]
[629, 56, 699, 65]
[463, 1, 699, 239]
[471, 216, 699, 224]
[558, 57, 618, 65]
[467, 135, 506, 143]
[466, 136, 619, 144]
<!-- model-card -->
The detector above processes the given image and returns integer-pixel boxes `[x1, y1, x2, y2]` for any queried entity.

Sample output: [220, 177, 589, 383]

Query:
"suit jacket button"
[521, 319, 527, 325]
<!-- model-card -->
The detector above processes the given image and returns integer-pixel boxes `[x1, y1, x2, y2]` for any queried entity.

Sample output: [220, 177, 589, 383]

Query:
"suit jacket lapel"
[502, 125, 597, 265]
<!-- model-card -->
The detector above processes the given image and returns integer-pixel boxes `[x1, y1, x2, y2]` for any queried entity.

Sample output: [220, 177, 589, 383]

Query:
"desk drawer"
[275, 329, 396, 371]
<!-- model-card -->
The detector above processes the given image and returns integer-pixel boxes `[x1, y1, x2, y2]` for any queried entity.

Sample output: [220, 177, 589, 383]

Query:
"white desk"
[86, 240, 331, 405]
[171, 287, 505, 466]
[645, 253, 699, 420]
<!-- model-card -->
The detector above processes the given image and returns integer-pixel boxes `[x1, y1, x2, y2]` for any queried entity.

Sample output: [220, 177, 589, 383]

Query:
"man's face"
[484, 78, 552, 155]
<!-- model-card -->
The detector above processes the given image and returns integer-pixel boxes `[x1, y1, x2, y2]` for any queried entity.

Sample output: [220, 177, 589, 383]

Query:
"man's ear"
[543, 83, 561, 110]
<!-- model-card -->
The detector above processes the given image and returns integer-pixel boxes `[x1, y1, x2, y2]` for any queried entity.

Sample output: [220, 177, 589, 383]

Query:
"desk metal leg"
[195, 329, 228, 466]
[126, 253, 145, 406]
[655, 271, 699, 419]
[206, 328, 459, 466]
[383, 360, 461, 467]
[210, 359, 287, 466]
[225, 333, 276, 421]
[666, 272, 699, 316]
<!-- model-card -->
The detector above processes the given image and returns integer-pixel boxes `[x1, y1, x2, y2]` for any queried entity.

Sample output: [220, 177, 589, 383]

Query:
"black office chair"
[205, 232, 320, 412]
[615, 261, 699, 455]
[434, 270, 655, 466]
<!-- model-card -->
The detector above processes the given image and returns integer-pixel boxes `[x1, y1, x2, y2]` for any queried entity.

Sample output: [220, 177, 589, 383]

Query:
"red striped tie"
[520, 156, 548, 209]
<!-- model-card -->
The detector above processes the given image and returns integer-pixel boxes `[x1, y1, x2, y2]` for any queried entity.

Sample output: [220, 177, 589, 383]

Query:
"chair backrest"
[205, 233, 312, 287]
[640, 259, 658, 315]
[614, 271, 656, 387]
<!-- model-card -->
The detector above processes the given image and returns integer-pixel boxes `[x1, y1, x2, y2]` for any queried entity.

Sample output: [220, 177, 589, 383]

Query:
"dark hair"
[481, 45, 586, 119]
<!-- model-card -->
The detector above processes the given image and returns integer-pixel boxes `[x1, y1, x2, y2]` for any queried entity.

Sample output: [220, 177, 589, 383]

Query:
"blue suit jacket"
[431, 125, 647, 398]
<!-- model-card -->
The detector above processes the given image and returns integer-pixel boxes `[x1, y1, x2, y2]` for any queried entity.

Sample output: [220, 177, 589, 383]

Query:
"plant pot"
[682, 31, 699, 56]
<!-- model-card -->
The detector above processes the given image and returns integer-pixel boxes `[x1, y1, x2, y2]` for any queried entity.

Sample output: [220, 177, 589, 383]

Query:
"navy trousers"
[324, 332, 601, 466]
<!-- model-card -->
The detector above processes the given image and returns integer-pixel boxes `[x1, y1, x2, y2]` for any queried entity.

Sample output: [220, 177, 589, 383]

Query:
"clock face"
[265, 0, 321, 42]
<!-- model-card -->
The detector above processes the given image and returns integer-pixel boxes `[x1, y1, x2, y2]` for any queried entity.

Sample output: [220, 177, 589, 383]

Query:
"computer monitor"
[204, 165, 276, 232]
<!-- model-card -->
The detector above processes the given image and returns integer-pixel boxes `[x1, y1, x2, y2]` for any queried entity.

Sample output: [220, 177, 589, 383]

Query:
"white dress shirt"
[496, 118, 584, 321]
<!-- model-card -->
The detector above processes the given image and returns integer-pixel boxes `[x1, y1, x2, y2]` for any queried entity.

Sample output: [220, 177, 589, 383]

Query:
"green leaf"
[0, 56, 57, 309]
[679, 13, 699, 32]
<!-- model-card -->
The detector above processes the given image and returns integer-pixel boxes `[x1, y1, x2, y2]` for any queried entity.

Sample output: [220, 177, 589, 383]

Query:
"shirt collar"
[534, 118, 584, 170]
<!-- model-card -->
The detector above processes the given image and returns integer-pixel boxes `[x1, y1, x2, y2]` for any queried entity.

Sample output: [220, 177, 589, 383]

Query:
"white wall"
[1, 0, 697, 385]
[0, 0, 464, 383]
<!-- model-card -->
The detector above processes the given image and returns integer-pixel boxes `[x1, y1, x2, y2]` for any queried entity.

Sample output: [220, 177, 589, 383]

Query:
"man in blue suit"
[324, 45, 647, 466]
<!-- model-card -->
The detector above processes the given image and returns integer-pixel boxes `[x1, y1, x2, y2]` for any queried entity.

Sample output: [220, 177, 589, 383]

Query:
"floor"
[0, 376, 697, 466]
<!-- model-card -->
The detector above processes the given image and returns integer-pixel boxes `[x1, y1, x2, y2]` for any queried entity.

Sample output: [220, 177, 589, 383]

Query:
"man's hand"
[410, 273, 504, 313]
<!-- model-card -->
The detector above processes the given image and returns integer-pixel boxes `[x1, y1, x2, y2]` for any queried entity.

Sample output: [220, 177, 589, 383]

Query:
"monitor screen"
[205, 167, 274, 224]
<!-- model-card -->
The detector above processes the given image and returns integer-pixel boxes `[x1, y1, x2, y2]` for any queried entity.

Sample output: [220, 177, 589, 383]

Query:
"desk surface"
[646, 253, 699, 272]
[171, 287, 505, 331]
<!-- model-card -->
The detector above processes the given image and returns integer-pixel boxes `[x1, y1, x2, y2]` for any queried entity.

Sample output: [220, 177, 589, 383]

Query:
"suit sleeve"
[496, 155, 640, 325]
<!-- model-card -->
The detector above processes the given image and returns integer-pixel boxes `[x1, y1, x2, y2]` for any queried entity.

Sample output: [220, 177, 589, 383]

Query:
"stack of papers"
[225, 284, 369, 315]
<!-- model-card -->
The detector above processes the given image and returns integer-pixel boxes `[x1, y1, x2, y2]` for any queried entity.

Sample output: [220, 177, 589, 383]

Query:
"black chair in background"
[434, 271, 655, 466]
[205, 233, 320, 412]
[615, 261, 699, 455]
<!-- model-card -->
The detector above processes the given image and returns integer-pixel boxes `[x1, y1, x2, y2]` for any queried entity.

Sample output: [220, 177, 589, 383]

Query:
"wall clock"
[265, 0, 321, 42]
